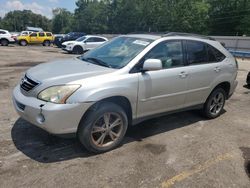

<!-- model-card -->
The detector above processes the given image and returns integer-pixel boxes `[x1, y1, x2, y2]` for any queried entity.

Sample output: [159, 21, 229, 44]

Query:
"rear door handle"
[214, 67, 221, 72]
[179, 71, 188, 78]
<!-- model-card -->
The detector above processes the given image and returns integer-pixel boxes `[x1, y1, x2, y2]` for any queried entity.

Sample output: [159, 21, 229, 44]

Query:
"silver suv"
[13, 33, 238, 153]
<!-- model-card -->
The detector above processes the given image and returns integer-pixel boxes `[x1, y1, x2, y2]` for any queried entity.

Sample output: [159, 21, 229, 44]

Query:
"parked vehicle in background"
[20, 31, 33, 36]
[53, 34, 64, 47]
[55, 32, 85, 47]
[13, 33, 238, 153]
[0, 29, 16, 46]
[62, 35, 108, 54]
[17, 32, 54, 46]
[247, 72, 250, 86]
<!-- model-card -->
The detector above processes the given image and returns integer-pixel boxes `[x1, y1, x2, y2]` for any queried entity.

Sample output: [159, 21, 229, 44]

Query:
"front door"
[29, 33, 38, 43]
[137, 40, 189, 118]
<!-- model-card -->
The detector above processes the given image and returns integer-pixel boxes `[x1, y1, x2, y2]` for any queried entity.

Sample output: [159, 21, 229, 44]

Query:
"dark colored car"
[55, 32, 85, 47]
[247, 72, 250, 86]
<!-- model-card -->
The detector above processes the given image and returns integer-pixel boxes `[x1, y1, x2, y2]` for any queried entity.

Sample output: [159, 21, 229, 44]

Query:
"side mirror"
[142, 59, 162, 72]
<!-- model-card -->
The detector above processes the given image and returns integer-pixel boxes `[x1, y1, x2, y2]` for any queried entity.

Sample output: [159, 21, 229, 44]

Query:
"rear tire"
[73, 46, 84, 54]
[78, 102, 128, 153]
[43, 40, 51, 46]
[203, 88, 226, 119]
[19, 40, 27, 46]
[0, 39, 9, 46]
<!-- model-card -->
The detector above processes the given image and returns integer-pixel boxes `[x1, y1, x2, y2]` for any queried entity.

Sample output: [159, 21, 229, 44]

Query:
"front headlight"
[38, 85, 80, 104]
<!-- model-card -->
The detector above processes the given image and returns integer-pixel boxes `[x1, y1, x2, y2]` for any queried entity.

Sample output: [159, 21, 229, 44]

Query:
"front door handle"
[179, 71, 188, 78]
[214, 67, 221, 72]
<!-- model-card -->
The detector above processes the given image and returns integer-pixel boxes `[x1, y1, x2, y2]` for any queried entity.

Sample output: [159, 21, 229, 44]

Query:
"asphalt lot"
[0, 45, 250, 188]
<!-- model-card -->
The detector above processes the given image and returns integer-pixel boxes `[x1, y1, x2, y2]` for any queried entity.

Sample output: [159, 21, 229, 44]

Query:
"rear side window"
[94, 37, 106, 42]
[207, 45, 225, 62]
[186, 41, 207, 64]
[39, 32, 45, 37]
[46, 33, 52, 36]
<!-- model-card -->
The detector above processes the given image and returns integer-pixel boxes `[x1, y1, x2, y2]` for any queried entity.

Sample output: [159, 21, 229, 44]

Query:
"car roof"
[0, 29, 8, 32]
[125, 32, 216, 42]
[85, 35, 107, 38]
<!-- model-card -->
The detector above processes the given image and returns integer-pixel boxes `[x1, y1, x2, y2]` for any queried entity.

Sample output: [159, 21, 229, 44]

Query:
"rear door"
[38, 32, 45, 43]
[137, 40, 189, 118]
[29, 33, 38, 43]
[183, 40, 225, 107]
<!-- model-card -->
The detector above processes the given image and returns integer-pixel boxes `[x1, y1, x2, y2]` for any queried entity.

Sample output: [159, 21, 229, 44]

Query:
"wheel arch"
[78, 96, 133, 132]
[211, 81, 231, 99]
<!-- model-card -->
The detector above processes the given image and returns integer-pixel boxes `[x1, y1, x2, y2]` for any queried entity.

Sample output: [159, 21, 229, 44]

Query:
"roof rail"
[162, 32, 215, 41]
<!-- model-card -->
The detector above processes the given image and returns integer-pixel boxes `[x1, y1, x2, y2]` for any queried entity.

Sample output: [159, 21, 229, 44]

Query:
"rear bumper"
[12, 85, 93, 135]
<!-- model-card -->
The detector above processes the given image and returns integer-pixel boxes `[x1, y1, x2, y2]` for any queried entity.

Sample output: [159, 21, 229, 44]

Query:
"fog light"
[37, 113, 45, 124]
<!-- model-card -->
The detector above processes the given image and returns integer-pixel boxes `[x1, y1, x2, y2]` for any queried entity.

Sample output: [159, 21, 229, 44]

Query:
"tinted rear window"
[207, 45, 225, 62]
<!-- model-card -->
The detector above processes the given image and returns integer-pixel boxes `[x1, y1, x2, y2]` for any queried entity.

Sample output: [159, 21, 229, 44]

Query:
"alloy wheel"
[209, 92, 224, 116]
[91, 112, 123, 147]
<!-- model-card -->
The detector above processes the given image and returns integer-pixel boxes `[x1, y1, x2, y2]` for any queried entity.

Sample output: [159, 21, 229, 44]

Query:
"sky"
[0, 0, 77, 18]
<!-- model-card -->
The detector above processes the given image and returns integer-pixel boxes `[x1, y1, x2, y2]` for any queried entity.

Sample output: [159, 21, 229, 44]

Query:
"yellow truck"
[17, 32, 54, 46]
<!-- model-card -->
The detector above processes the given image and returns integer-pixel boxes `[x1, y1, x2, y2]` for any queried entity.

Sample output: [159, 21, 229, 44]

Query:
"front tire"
[203, 88, 226, 119]
[19, 40, 27, 46]
[78, 102, 128, 153]
[73, 46, 84, 54]
[0, 39, 9, 46]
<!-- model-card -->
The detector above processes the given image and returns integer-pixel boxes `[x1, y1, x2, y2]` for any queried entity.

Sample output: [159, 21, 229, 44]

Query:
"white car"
[0, 29, 16, 46]
[62, 35, 108, 54]
[20, 31, 33, 36]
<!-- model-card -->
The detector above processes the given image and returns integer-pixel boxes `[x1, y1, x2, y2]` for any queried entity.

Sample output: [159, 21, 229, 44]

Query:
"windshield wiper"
[85, 57, 111, 68]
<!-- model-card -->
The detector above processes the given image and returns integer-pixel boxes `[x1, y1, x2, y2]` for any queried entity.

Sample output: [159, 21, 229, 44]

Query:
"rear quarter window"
[207, 45, 226, 62]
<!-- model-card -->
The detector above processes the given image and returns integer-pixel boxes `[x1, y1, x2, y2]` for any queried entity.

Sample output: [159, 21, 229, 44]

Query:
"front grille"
[62, 45, 66, 48]
[15, 100, 25, 111]
[20, 74, 40, 92]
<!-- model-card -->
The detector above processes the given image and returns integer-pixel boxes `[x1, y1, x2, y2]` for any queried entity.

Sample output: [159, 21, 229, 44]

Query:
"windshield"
[78, 36, 153, 69]
[76, 36, 86, 41]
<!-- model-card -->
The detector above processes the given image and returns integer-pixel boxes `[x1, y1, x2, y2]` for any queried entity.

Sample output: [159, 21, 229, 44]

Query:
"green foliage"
[1, 0, 250, 35]
[0, 10, 51, 31]
[52, 8, 73, 33]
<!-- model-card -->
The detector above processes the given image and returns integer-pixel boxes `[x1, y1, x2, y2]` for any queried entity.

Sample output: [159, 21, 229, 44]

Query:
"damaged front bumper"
[12, 85, 93, 135]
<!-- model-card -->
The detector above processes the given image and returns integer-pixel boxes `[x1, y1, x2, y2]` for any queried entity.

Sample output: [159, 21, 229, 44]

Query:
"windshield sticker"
[133, 40, 150, 46]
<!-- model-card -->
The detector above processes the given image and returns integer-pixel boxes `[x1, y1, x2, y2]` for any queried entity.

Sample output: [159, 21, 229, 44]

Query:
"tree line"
[0, 0, 250, 36]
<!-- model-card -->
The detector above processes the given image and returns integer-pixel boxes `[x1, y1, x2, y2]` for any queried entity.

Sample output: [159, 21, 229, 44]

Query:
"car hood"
[26, 58, 115, 84]
[62, 41, 76, 45]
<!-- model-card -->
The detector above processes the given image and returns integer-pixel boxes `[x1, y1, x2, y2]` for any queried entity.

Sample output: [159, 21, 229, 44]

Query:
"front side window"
[30, 33, 37, 37]
[144, 41, 184, 69]
[76, 36, 86, 41]
[79, 36, 153, 69]
[187, 41, 207, 64]
[0, 31, 6, 34]
[85, 37, 95, 42]
[46, 33, 52, 37]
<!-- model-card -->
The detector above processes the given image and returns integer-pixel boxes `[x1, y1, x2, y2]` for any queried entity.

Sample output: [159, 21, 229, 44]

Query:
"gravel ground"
[0, 45, 250, 188]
